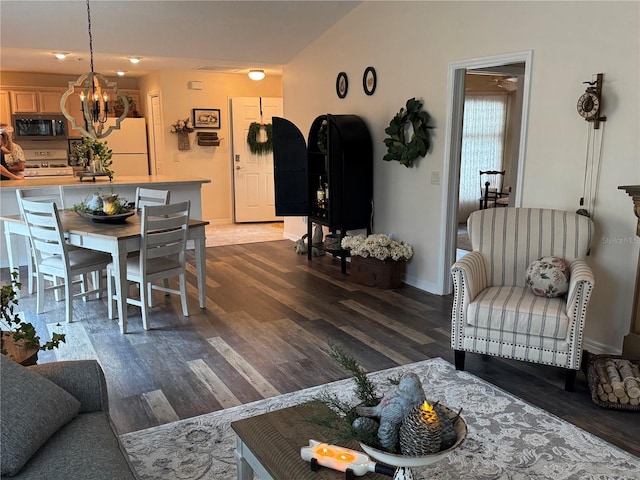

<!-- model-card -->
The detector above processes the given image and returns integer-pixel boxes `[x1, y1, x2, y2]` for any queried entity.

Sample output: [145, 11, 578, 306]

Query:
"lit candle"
[300, 439, 381, 476]
[103, 93, 109, 113]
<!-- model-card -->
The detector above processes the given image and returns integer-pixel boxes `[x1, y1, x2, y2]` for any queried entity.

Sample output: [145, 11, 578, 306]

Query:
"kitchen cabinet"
[273, 114, 373, 273]
[0, 91, 11, 127]
[10, 89, 64, 114]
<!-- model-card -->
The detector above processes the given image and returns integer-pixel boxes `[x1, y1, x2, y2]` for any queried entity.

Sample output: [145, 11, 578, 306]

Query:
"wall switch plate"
[431, 171, 441, 185]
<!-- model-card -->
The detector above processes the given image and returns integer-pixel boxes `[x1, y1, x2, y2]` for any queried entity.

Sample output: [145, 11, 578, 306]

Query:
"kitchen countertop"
[0, 175, 211, 190]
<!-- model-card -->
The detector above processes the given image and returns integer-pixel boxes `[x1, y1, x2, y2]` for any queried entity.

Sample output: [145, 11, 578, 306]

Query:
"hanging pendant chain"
[86, 0, 94, 74]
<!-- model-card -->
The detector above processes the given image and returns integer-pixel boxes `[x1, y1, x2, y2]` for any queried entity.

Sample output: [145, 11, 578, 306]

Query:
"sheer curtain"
[458, 94, 507, 223]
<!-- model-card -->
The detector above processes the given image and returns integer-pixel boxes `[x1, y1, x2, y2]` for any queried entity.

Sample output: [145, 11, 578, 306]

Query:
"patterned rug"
[121, 358, 640, 479]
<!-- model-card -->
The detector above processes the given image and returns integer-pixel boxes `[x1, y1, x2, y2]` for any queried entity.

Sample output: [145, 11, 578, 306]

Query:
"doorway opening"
[440, 51, 532, 293]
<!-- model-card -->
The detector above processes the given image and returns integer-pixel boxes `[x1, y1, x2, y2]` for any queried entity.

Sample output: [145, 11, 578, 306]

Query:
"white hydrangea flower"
[340, 233, 414, 261]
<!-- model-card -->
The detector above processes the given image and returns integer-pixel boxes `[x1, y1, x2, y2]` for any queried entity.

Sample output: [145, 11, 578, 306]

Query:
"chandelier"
[60, 0, 129, 139]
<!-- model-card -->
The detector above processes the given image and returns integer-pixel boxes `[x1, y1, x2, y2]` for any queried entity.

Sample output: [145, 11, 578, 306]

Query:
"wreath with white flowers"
[383, 97, 433, 168]
[247, 122, 273, 155]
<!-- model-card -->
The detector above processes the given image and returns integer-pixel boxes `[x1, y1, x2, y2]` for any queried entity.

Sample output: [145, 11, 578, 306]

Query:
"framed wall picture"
[336, 72, 348, 99]
[363, 67, 377, 96]
[193, 108, 221, 129]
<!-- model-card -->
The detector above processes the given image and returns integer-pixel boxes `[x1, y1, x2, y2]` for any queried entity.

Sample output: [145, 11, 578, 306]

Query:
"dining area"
[1, 185, 209, 334]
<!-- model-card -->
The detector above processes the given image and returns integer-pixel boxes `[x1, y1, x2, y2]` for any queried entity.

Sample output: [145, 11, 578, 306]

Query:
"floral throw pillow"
[525, 256, 570, 298]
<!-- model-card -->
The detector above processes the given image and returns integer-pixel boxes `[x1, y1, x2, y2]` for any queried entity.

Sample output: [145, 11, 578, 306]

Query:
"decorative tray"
[77, 210, 135, 224]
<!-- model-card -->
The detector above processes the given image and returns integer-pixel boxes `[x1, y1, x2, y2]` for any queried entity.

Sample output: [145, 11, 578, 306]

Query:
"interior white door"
[231, 97, 283, 222]
[150, 94, 163, 175]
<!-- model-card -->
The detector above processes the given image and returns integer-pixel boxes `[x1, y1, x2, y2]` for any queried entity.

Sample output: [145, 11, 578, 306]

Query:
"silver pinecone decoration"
[352, 416, 379, 435]
[399, 403, 442, 455]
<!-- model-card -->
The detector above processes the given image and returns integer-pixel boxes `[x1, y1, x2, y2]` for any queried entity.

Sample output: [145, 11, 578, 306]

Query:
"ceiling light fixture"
[129, 57, 141, 64]
[248, 69, 265, 81]
[53, 52, 68, 60]
[116, 71, 126, 76]
[60, 0, 128, 139]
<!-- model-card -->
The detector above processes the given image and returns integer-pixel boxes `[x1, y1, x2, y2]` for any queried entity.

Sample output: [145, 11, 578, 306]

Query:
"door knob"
[235, 165, 242, 170]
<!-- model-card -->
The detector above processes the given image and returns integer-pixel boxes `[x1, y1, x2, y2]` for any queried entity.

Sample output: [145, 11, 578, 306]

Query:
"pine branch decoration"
[329, 342, 377, 407]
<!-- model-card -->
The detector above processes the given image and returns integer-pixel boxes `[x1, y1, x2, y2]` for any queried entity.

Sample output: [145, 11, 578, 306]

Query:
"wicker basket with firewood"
[587, 354, 640, 411]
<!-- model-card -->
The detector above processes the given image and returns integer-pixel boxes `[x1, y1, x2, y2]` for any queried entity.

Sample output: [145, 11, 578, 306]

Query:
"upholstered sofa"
[0, 356, 138, 479]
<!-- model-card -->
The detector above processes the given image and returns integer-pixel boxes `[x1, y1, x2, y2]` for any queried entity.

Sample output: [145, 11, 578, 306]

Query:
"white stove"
[22, 149, 74, 178]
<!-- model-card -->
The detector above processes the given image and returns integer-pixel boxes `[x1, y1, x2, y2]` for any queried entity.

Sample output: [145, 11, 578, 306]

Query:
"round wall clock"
[363, 66, 377, 96]
[336, 72, 348, 99]
[577, 91, 600, 120]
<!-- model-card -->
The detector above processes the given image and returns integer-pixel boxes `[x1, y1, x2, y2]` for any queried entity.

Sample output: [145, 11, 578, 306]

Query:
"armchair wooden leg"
[565, 369, 577, 392]
[454, 350, 465, 370]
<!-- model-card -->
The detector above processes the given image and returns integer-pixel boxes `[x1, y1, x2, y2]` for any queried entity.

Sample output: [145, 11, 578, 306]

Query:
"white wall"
[138, 71, 282, 224]
[282, 1, 640, 354]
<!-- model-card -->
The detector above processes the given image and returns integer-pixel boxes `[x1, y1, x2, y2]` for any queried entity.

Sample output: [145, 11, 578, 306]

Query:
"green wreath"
[247, 122, 273, 155]
[383, 97, 433, 167]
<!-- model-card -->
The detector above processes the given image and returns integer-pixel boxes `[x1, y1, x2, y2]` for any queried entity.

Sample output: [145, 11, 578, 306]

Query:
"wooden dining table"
[1, 210, 209, 334]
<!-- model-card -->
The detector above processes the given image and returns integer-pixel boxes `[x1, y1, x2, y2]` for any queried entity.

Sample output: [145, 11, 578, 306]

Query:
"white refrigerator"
[103, 118, 149, 176]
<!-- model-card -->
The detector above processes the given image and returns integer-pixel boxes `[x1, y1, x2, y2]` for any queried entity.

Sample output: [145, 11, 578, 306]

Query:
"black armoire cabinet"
[273, 114, 373, 273]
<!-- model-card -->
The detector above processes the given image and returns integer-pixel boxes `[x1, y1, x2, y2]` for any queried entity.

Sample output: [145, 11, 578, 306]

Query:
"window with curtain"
[458, 94, 508, 223]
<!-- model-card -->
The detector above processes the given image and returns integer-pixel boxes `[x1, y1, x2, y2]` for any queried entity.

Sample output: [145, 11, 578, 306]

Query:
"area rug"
[121, 358, 640, 479]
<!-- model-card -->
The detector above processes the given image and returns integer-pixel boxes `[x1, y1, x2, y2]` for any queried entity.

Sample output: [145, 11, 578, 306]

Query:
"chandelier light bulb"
[248, 69, 265, 81]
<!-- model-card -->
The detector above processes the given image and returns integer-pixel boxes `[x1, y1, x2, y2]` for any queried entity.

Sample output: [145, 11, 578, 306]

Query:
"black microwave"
[12, 114, 68, 140]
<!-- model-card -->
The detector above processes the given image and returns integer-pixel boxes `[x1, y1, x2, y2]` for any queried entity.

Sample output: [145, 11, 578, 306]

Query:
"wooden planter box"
[349, 256, 405, 289]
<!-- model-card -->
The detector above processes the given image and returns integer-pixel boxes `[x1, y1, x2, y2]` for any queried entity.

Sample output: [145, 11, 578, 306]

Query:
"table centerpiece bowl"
[71, 193, 134, 224]
[359, 405, 467, 479]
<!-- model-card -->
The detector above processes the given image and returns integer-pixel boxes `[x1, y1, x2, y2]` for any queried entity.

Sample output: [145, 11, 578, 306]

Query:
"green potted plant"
[77, 137, 114, 177]
[1, 271, 66, 364]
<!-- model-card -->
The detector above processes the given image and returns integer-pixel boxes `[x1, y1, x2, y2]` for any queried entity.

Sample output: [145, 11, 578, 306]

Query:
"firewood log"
[605, 360, 626, 398]
[617, 360, 640, 399]
[608, 392, 618, 403]
[595, 362, 613, 392]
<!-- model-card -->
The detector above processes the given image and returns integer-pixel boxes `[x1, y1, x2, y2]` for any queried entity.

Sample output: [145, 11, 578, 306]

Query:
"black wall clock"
[577, 91, 600, 120]
[577, 73, 606, 129]
[363, 66, 377, 96]
[336, 72, 348, 99]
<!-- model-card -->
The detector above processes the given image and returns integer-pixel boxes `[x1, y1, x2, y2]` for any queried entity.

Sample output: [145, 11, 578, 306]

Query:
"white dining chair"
[134, 187, 170, 210]
[19, 198, 112, 324]
[107, 201, 191, 331]
[16, 187, 75, 297]
[133, 187, 171, 298]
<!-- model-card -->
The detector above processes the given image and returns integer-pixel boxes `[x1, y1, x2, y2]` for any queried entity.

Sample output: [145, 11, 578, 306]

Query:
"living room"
[1, 1, 639, 479]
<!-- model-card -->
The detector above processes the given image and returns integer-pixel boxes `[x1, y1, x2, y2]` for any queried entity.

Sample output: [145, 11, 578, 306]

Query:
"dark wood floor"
[3, 240, 639, 457]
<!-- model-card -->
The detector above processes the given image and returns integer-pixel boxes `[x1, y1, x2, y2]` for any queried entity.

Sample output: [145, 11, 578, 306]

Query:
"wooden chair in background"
[16, 187, 66, 295]
[107, 201, 191, 331]
[479, 170, 509, 209]
[134, 187, 170, 210]
[18, 199, 111, 324]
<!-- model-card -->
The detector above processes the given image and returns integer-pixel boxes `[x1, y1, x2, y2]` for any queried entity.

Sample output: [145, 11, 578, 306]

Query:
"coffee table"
[231, 404, 390, 480]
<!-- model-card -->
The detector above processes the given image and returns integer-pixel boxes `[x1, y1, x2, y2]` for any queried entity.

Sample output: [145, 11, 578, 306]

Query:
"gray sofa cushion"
[0, 355, 81, 476]
[9, 412, 138, 480]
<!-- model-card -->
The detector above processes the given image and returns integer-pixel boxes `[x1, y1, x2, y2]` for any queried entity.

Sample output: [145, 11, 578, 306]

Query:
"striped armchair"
[451, 208, 595, 391]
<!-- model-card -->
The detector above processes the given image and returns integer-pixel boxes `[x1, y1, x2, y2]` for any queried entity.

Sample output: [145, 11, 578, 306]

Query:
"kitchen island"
[0, 175, 211, 268]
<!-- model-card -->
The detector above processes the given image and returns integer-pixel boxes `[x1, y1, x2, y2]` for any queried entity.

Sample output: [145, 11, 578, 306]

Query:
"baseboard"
[582, 337, 622, 356]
